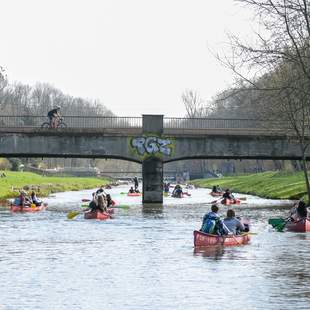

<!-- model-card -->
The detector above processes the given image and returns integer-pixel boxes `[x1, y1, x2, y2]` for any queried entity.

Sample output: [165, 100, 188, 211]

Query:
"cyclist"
[47, 106, 61, 128]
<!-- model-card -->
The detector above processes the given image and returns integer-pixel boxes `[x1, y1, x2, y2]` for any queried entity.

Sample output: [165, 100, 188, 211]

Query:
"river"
[0, 186, 309, 310]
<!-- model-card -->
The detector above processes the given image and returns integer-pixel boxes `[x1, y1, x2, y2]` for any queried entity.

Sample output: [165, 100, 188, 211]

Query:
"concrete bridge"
[0, 114, 308, 202]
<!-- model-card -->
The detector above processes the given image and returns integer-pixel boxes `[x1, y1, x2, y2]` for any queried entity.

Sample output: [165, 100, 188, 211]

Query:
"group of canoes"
[195, 200, 310, 248]
[210, 186, 241, 205]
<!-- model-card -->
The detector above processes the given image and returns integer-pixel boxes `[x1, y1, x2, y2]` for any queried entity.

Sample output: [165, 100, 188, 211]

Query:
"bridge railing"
[0, 115, 288, 131]
[163, 117, 286, 130]
[0, 115, 143, 128]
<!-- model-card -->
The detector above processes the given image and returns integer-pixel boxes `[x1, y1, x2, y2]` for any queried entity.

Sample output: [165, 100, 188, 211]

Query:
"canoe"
[84, 211, 111, 220]
[10, 204, 46, 212]
[127, 192, 141, 197]
[193, 230, 250, 247]
[210, 192, 223, 197]
[221, 198, 241, 205]
[286, 218, 310, 232]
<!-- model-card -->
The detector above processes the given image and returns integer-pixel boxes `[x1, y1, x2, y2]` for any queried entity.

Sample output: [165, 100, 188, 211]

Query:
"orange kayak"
[10, 204, 46, 212]
[194, 230, 250, 247]
[84, 211, 111, 220]
[127, 193, 141, 197]
[221, 198, 241, 205]
[210, 192, 223, 197]
[286, 218, 310, 232]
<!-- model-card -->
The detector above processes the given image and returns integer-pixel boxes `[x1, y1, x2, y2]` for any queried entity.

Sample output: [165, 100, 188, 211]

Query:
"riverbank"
[0, 171, 109, 201]
[191, 171, 308, 201]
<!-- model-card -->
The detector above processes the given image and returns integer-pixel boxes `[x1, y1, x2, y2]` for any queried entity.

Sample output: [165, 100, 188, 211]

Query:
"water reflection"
[142, 203, 163, 215]
[193, 246, 225, 260]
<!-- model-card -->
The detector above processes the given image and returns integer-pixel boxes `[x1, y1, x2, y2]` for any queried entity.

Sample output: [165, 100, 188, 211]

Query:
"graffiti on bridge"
[130, 135, 175, 159]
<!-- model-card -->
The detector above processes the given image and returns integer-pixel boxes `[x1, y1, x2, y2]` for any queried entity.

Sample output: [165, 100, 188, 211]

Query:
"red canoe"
[193, 230, 250, 247]
[127, 192, 141, 197]
[286, 218, 310, 232]
[10, 204, 46, 212]
[210, 192, 223, 197]
[221, 198, 241, 205]
[84, 211, 111, 220]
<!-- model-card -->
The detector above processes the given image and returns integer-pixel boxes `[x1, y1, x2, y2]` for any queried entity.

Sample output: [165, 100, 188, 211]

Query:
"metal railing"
[0, 115, 288, 130]
[0, 115, 142, 128]
[163, 117, 286, 130]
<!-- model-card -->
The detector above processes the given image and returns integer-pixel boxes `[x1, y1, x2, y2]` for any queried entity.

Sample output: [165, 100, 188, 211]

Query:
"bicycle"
[40, 117, 67, 129]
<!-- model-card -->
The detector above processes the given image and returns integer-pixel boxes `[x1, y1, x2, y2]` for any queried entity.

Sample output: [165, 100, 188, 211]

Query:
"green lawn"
[191, 171, 308, 200]
[0, 171, 109, 200]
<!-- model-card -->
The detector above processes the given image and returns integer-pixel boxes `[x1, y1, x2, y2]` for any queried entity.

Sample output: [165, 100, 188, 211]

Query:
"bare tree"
[217, 0, 310, 201]
[182, 90, 205, 117]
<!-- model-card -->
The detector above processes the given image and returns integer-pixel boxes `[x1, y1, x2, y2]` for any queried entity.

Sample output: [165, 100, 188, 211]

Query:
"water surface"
[0, 187, 309, 310]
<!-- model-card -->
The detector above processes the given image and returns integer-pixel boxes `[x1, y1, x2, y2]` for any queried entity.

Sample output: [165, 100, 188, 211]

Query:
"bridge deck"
[0, 127, 297, 137]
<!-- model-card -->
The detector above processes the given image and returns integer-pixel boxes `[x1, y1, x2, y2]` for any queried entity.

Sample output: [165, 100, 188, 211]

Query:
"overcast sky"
[0, 0, 255, 117]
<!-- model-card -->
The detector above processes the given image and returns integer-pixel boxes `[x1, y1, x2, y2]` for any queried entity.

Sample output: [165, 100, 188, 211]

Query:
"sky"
[0, 0, 255, 117]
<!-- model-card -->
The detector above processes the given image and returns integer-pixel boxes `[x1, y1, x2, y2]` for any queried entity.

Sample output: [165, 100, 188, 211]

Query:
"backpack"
[201, 215, 219, 234]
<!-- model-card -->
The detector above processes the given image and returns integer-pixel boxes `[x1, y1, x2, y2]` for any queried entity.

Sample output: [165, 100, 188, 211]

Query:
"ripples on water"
[0, 187, 310, 310]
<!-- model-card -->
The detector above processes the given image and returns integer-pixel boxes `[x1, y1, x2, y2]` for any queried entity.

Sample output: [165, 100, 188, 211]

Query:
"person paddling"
[222, 189, 236, 204]
[31, 191, 41, 206]
[106, 194, 114, 208]
[290, 201, 309, 221]
[85, 192, 98, 212]
[97, 195, 107, 213]
[222, 209, 245, 235]
[200, 205, 224, 235]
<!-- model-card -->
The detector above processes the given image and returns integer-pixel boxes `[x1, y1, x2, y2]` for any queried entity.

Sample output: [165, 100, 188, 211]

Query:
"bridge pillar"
[142, 115, 163, 203]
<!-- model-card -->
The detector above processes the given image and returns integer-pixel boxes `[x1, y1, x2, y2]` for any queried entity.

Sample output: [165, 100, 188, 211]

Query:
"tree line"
[180, 0, 310, 200]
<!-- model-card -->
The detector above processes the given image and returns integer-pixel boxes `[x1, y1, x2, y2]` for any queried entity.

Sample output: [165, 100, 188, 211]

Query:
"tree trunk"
[301, 152, 310, 204]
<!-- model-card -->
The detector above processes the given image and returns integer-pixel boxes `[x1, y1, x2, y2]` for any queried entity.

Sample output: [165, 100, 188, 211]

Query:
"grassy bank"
[0, 171, 109, 201]
[191, 171, 308, 201]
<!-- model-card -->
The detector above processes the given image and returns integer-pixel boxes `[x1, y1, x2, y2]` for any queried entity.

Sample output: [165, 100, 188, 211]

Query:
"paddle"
[82, 199, 91, 202]
[268, 217, 290, 232]
[275, 218, 292, 232]
[67, 211, 81, 219]
[112, 205, 130, 209]
[268, 218, 285, 228]
[211, 198, 222, 204]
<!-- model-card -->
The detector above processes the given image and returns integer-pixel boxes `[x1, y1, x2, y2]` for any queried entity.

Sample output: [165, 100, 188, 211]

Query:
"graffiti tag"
[131, 136, 173, 156]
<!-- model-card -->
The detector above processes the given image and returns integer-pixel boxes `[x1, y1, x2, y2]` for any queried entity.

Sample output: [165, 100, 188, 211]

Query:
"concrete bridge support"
[142, 115, 163, 203]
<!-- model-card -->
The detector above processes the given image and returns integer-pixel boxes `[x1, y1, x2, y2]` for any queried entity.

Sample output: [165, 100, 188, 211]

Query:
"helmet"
[56, 106, 61, 110]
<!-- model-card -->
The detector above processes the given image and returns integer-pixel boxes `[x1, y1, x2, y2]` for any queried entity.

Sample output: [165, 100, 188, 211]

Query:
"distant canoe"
[127, 193, 141, 197]
[221, 198, 241, 205]
[84, 211, 111, 220]
[193, 230, 250, 247]
[10, 204, 46, 212]
[286, 218, 310, 232]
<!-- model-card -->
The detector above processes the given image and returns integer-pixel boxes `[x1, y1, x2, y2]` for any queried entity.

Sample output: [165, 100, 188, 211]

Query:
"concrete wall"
[0, 132, 308, 162]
